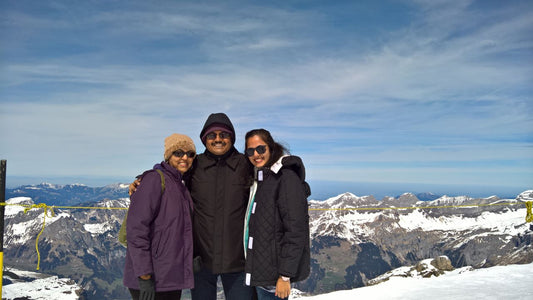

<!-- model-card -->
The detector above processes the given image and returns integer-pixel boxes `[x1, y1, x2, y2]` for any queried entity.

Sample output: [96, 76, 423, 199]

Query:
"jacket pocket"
[152, 229, 166, 259]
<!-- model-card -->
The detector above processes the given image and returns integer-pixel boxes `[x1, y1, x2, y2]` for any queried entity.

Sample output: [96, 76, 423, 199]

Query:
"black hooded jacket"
[244, 155, 311, 286]
[188, 113, 253, 273]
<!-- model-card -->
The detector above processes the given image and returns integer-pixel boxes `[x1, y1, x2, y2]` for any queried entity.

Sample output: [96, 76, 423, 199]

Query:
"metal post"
[0, 160, 6, 296]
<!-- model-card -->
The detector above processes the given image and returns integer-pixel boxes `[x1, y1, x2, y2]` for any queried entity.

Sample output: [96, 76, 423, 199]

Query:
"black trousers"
[129, 288, 182, 300]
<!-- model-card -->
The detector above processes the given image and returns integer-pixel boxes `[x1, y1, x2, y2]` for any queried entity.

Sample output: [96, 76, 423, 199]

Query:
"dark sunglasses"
[172, 150, 196, 158]
[206, 131, 232, 140]
[245, 145, 267, 157]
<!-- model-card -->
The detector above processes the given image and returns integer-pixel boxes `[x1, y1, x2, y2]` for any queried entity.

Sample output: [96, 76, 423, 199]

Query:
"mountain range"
[296, 190, 533, 294]
[5, 182, 442, 206]
[5, 182, 130, 206]
[1, 183, 532, 299]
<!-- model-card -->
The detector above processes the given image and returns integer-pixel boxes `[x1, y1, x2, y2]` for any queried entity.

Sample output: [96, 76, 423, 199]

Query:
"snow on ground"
[296, 262, 533, 300]
[3, 260, 532, 300]
[3, 268, 82, 300]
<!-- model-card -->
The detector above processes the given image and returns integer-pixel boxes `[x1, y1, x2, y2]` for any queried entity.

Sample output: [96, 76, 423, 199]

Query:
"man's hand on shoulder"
[128, 178, 141, 195]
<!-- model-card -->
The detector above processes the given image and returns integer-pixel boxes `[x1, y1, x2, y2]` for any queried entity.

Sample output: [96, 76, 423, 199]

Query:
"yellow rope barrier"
[2, 202, 127, 270]
[526, 201, 533, 223]
[23, 204, 55, 270]
[0, 200, 529, 270]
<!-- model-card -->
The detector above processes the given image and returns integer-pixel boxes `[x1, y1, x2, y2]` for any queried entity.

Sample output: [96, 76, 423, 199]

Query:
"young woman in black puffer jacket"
[242, 128, 311, 300]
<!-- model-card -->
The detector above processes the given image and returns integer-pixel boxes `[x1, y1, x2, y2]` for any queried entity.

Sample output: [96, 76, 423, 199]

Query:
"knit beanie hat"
[201, 124, 234, 145]
[200, 113, 236, 146]
[164, 133, 196, 161]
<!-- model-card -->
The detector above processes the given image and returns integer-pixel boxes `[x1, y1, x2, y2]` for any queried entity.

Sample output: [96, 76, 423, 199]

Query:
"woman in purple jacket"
[123, 133, 196, 300]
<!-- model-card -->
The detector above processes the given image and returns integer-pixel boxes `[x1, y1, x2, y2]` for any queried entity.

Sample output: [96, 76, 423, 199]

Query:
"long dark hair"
[244, 128, 289, 169]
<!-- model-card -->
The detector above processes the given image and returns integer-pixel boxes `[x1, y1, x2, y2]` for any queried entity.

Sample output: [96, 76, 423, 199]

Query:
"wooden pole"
[0, 160, 6, 297]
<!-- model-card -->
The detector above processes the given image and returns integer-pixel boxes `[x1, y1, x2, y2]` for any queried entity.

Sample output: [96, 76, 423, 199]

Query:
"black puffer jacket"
[188, 113, 253, 273]
[244, 155, 311, 286]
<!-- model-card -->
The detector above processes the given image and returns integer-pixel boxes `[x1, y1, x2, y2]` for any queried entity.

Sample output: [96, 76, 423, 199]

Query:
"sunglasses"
[172, 150, 196, 158]
[245, 145, 267, 157]
[206, 132, 232, 140]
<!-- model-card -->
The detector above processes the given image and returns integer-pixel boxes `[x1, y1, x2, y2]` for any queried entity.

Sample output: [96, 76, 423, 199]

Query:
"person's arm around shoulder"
[128, 178, 142, 195]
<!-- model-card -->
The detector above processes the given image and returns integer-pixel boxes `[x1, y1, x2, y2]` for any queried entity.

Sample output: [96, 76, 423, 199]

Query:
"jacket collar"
[254, 155, 288, 180]
[198, 147, 242, 171]
[269, 155, 289, 174]
[157, 161, 183, 181]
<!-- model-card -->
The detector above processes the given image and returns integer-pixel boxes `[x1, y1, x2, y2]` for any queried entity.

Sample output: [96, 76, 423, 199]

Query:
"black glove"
[138, 277, 155, 300]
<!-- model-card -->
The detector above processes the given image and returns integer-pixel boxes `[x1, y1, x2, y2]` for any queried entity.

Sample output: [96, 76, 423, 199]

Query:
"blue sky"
[1, 0, 532, 198]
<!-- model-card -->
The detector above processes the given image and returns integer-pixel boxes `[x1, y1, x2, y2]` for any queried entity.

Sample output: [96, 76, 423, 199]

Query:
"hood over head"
[270, 155, 311, 198]
[200, 113, 236, 145]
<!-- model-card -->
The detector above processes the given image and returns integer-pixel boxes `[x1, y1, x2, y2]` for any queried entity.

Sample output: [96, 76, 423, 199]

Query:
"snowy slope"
[296, 262, 533, 299]
[3, 267, 83, 300]
[4, 197, 72, 245]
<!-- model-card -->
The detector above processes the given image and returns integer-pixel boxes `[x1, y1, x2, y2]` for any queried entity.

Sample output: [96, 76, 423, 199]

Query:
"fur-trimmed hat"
[164, 133, 196, 161]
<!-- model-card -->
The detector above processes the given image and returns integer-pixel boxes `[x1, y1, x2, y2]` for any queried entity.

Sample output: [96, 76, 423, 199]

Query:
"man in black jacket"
[129, 113, 254, 299]
[189, 113, 254, 300]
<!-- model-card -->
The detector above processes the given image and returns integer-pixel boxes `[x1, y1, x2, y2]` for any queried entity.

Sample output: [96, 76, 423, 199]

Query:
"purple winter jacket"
[123, 161, 194, 291]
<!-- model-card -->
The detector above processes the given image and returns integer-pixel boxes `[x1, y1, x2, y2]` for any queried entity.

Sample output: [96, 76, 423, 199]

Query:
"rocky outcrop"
[367, 256, 467, 286]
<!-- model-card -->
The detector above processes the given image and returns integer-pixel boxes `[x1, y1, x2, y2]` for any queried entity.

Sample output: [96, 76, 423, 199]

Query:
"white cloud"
[1, 0, 531, 189]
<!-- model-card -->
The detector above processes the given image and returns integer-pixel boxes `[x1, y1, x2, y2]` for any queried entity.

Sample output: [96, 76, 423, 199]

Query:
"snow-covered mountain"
[2, 186, 532, 299]
[3, 196, 130, 299]
[296, 190, 533, 294]
[6, 182, 129, 206]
